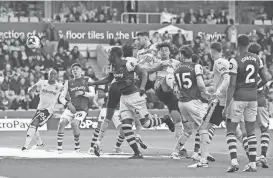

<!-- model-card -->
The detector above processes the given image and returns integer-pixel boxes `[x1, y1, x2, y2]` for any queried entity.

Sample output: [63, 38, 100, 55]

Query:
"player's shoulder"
[125, 57, 138, 71]
[194, 63, 203, 74]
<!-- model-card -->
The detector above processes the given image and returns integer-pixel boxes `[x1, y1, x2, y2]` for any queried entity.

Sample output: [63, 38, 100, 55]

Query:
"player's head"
[48, 69, 58, 84]
[210, 42, 222, 60]
[71, 63, 82, 78]
[248, 42, 261, 55]
[108, 47, 123, 64]
[157, 42, 172, 60]
[122, 44, 134, 57]
[136, 31, 150, 49]
[237, 34, 250, 50]
[192, 54, 203, 66]
[180, 46, 193, 62]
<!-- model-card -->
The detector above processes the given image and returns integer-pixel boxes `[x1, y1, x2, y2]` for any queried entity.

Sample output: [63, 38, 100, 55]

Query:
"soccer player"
[57, 63, 95, 153]
[166, 46, 211, 159]
[89, 47, 174, 159]
[188, 42, 230, 168]
[88, 44, 147, 156]
[224, 35, 268, 172]
[248, 42, 270, 168]
[148, 42, 190, 157]
[22, 69, 63, 151]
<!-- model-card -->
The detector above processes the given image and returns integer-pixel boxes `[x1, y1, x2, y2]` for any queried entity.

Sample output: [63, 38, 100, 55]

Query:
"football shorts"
[31, 109, 53, 127]
[227, 100, 257, 122]
[155, 84, 179, 112]
[60, 109, 87, 123]
[107, 82, 121, 109]
[203, 99, 225, 126]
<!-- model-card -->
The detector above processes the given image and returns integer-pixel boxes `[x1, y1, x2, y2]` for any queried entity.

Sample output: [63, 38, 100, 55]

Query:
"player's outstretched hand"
[67, 102, 76, 114]
[75, 91, 84, 97]
[139, 87, 145, 96]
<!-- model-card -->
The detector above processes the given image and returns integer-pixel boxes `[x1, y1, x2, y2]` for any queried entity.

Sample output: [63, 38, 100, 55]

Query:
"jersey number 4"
[245, 64, 255, 83]
[175, 72, 192, 89]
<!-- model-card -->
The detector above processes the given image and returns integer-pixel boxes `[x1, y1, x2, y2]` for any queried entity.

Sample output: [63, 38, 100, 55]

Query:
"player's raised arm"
[28, 80, 42, 93]
[225, 58, 238, 111]
[128, 58, 148, 91]
[89, 73, 114, 86]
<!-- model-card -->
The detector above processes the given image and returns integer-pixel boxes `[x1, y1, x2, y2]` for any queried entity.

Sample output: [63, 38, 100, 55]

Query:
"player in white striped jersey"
[22, 69, 64, 151]
[188, 42, 230, 168]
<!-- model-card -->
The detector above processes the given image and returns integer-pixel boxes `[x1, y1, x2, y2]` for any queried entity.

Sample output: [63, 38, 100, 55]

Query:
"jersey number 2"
[176, 73, 192, 89]
[245, 64, 255, 83]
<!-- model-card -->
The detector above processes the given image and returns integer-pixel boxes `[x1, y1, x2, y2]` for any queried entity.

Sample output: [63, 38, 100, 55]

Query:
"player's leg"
[189, 100, 225, 168]
[31, 130, 45, 149]
[134, 118, 147, 149]
[128, 93, 174, 131]
[235, 121, 249, 158]
[256, 107, 270, 168]
[91, 82, 121, 152]
[57, 109, 73, 153]
[155, 86, 182, 138]
[22, 110, 52, 150]
[225, 100, 243, 172]
[71, 111, 87, 152]
[113, 125, 125, 153]
[171, 100, 201, 159]
[119, 100, 142, 159]
[242, 101, 258, 172]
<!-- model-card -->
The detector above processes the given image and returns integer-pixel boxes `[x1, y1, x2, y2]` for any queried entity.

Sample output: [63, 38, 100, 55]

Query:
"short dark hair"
[122, 44, 134, 57]
[238, 34, 250, 47]
[210, 42, 222, 52]
[71, 63, 81, 69]
[180, 46, 193, 59]
[248, 42, 261, 55]
[192, 54, 202, 65]
[156, 42, 173, 51]
[110, 47, 123, 57]
[136, 31, 149, 37]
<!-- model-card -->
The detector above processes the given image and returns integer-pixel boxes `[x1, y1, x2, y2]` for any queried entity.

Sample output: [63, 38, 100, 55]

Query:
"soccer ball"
[26, 35, 41, 49]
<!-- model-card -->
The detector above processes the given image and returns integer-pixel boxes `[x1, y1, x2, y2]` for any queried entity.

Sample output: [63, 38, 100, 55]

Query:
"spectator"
[85, 67, 98, 81]
[185, 9, 197, 24]
[101, 6, 111, 22]
[208, 9, 216, 20]
[225, 19, 237, 51]
[57, 33, 70, 52]
[10, 95, 21, 110]
[218, 9, 228, 24]
[172, 30, 186, 48]
[197, 9, 205, 23]
[126, 0, 138, 23]
[86, 12, 96, 23]
[11, 51, 21, 68]
[63, 68, 72, 81]
[97, 14, 106, 23]
[43, 54, 55, 70]
[9, 74, 20, 94]
[45, 23, 58, 42]
[176, 12, 185, 24]
[151, 32, 162, 44]
[0, 92, 12, 110]
[160, 8, 173, 24]
[41, 39, 55, 56]
[70, 46, 81, 61]
[70, 7, 81, 21]
[109, 35, 122, 46]
[66, 14, 76, 23]
[206, 15, 216, 24]
[162, 31, 171, 42]
[111, 9, 119, 23]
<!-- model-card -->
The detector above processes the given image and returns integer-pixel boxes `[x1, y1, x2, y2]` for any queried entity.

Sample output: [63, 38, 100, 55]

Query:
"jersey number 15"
[175, 72, 192, 89]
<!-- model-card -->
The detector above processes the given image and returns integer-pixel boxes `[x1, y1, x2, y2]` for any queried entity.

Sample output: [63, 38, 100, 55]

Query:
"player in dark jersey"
[166, 46, 211, 159]
[57, 63, 96, 153]
[89, 47, 174, 159]
[88, 45, 147, 155]
[248, 43, 270, 168]
[224, 35, 268, 172]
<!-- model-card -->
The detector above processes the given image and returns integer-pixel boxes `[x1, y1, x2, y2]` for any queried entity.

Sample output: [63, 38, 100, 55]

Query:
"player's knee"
[30, 118, 40, 128]
[260, 125, 269, 133]
[139, 114, 150, 127]
[170, 110, 181, 124]
[183, 126, 193, 136]
[119, 128, 125, 137]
